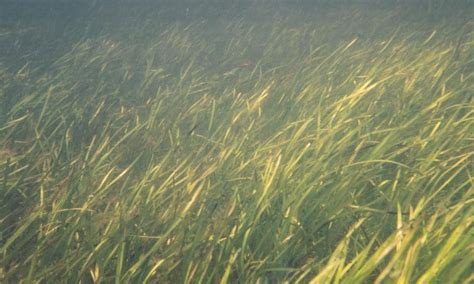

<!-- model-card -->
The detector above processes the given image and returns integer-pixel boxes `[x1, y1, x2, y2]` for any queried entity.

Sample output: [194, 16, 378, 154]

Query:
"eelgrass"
[1, 1, 473, 283]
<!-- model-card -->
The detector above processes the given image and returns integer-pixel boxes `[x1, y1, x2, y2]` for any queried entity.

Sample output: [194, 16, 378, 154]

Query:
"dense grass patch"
[1, 1, 473, 283]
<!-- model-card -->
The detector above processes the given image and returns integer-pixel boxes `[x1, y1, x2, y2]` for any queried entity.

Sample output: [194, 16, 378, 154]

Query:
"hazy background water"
[1, 0, 473, 70]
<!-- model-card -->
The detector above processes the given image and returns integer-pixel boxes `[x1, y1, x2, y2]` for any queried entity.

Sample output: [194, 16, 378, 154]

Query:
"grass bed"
[1, 1, 473, 283]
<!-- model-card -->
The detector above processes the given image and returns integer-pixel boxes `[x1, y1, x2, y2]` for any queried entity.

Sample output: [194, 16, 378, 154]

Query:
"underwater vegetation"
[0, 1, 473, 283]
